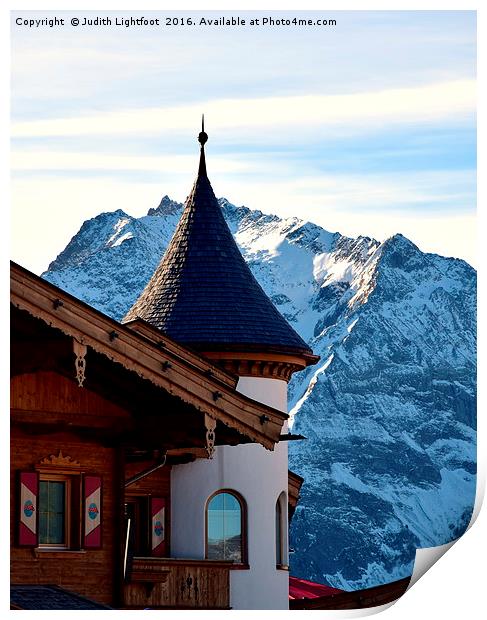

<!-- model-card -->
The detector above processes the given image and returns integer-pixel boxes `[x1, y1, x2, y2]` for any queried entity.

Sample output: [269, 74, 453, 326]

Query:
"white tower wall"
[170, 376, 290, 610]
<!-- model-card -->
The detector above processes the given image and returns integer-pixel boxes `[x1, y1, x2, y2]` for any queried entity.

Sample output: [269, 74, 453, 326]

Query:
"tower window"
[276, 491, 288, 568]
[206, 490, 246, 563]
[276, 497, 282, 566]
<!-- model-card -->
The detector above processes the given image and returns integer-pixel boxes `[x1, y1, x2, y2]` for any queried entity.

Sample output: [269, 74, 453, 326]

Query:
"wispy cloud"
[10, 150, 248, 174]
[264, 170, 476, 212]
[11, 80, 475, 139]
[10, 11, 476, 271]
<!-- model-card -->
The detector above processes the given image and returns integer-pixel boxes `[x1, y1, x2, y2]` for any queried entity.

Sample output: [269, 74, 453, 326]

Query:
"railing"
[124, 557, 232, 609]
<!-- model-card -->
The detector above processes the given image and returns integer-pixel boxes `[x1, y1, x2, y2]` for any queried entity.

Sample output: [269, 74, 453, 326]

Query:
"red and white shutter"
[19, 472, 38, 546]
[151, 497, 166, 557]
[84, 475, 102, 548]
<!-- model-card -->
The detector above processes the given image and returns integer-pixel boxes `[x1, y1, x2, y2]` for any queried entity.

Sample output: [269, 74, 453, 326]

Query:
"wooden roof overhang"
[10, 262, 288, 452]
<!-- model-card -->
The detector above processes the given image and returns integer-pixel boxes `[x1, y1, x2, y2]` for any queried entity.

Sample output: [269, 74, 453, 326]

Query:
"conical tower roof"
[123, 122, 315, 362]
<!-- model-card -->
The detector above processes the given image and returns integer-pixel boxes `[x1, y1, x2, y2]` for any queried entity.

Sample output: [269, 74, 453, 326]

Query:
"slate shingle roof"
[10, 585, 112, 609]
[123, 141, 313, 358]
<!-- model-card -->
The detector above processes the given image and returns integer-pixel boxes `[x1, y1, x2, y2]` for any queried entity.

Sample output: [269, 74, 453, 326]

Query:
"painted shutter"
[151, 497, 166, 557]
[84, 475, 102, 548]
[19, 471, 39, 546]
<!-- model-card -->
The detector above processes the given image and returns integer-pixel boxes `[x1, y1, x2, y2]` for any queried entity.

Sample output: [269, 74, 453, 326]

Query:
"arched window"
[276, 491, 287, 568]
[275, 498, 282, 565]
[206, 490, 246, 563]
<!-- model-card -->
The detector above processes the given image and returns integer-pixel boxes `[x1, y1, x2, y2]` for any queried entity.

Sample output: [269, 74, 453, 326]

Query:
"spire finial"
[198, 114, 208, 146]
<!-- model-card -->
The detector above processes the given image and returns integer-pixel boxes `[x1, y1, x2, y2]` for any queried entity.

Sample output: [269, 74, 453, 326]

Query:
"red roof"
[289, 576, 344, 600]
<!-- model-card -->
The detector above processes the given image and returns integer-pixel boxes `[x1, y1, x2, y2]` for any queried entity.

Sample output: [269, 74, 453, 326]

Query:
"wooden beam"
[166, 447, 208, 459]
[124, 319, 236, 388]
[11, 409, 133, 432]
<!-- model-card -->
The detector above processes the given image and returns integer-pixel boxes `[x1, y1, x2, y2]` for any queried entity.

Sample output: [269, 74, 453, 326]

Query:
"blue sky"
[10, 10, 476, 272]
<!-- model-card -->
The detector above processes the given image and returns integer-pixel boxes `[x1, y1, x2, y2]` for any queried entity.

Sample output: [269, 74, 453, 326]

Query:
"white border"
[3, 2, 484, 618]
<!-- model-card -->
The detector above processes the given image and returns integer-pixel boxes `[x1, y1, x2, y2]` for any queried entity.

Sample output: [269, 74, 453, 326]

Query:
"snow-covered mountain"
[42, 195, 477, 590]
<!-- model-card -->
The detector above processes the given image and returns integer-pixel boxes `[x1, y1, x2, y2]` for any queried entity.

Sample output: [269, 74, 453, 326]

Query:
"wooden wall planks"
[11, 427, 121, 606]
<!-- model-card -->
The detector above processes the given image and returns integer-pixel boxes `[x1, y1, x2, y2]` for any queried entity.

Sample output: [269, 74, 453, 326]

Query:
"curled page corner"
[407, 540, 456, 590]
[406, 473, 484, 592]
[466, 473, 485, 531]
[349, 601, 398, 617]
[303, 599, 399, 619]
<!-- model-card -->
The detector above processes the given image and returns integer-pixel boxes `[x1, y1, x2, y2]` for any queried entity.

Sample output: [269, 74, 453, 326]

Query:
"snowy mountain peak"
[379, 232, 429, 271]
[147, 195, 182, 217]
[47, 209, 133, 272]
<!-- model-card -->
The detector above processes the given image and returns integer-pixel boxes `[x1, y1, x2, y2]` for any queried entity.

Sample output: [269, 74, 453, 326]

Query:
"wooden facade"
[12, 442, 119, 604]
[10, 262, 289, 609]
[11, 373, 126, 605]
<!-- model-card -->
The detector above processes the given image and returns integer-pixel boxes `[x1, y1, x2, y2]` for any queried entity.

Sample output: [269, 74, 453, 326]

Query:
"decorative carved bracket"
[205, 414, 216, 459]
[73, 338, 87, 387]
[37, 450, 82, 471]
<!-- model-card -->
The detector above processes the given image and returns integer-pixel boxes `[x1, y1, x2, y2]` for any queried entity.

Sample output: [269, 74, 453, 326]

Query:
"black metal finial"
[198, 114, 208, 146]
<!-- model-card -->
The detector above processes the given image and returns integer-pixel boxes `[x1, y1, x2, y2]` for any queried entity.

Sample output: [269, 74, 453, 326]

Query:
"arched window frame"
[276, 491, 288, 569]
[205, 489, 248, 566]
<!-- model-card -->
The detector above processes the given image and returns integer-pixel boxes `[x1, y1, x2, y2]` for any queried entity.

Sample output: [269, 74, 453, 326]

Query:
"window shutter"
[18, 472, 39, 547]
[84, 475, 102, 548]
[151, 497, 166, 557]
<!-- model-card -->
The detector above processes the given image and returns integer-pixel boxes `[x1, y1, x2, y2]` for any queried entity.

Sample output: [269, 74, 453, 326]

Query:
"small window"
[206, 490, 246, 563]
[25, 452, 94, 551]
[276, 491, 287, 568]
[275, 498, 282, 566]
[39, 475, 71, 548]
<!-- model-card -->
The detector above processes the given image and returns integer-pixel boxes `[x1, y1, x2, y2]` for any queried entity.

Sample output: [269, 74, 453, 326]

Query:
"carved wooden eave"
[10, 262, 287, 450]
[36, 450, 82, 473]
[288, 469, 304, 521]
[201, 350, 310, 382]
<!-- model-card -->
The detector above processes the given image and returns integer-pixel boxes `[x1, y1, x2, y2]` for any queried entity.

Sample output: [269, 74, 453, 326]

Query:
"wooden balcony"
[124, 557, 232, 609]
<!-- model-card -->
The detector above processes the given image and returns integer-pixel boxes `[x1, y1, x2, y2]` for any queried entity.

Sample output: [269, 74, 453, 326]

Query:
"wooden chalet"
[10, 261, 289, 609]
